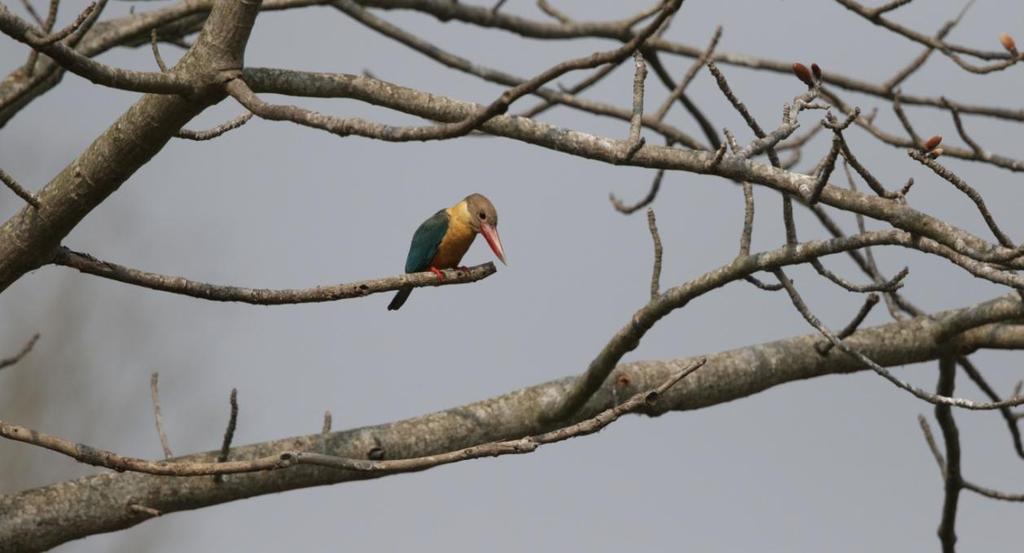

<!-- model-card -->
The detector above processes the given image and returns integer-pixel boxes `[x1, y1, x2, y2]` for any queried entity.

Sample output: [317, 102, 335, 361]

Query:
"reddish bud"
[923, 135, 942, 151]
[999, 32, 1017, 53]
[792, 62, 814, 87]
[811, 63, 822, 81]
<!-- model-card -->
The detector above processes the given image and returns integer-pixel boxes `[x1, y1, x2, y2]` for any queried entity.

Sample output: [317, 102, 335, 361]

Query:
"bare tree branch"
[934, 357, 961, 553]
[176, 112, 253, 140]
[646, 208, 662, 298]
[3, 294, 1024, 550]
[0, 3, 195, 95]
[149, 372, 173, 459]
[214, 388, 238, 483]
[52, 247, 498, 305]
[0, 365, 703, 478]
[0, 168, 40, 208]
[918, 415, 1024, 503]
[773, 268, 1024, 410]
[0, 333, 40, 370]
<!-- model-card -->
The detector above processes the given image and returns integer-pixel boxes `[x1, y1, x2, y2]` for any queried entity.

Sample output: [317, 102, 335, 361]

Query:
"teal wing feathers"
[404, 209, 449, 273]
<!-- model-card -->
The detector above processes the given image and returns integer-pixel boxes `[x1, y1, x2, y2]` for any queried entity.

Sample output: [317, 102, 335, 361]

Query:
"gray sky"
[1, 0, 1022, 551]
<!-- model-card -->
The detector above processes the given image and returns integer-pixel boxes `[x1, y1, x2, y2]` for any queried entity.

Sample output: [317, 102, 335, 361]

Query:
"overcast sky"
[1, 0, 1023, 551]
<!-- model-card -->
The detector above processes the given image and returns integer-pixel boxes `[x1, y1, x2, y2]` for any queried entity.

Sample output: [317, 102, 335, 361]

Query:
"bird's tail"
[387, 287, 413, 311]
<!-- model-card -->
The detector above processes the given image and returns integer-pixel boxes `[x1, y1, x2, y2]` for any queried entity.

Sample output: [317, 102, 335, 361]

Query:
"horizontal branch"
[52, 247, 497, 305]
[228, 0, 680, 142]
[239, 68, 1020, 265]
[350, 0, 1024, 122]
[3, 294, 1022, 551]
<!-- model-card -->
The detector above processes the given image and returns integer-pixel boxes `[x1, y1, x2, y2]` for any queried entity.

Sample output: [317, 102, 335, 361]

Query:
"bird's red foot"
[429, 266, 445, 281]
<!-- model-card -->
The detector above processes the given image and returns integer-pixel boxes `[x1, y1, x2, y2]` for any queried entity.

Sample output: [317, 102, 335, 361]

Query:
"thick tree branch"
[0, 363, 704, 479]
[2, 295, 1023, 551]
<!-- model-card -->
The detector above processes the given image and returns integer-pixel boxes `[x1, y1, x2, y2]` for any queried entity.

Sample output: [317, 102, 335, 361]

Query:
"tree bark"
[1, 294, 1020, 552]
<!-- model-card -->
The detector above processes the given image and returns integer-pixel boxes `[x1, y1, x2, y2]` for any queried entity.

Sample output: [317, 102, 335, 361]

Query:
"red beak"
[480, 223, 507, 265]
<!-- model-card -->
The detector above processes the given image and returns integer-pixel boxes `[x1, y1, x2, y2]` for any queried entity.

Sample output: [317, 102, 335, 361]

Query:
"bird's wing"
[404, 209, 450, 273]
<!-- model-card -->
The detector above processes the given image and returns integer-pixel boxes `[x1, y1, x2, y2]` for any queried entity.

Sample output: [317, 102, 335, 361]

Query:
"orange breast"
[431, 203, 477, 268]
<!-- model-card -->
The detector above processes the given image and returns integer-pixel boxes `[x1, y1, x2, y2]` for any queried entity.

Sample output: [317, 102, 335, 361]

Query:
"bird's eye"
[479, 212, 487, 220]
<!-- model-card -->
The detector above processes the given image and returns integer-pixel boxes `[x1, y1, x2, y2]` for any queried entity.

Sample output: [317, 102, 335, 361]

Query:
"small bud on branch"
[792, 62, 814, 87]
[999, 32, 1017, 54]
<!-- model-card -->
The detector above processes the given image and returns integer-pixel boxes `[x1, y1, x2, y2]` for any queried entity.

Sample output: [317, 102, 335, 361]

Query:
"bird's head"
[464, 193, 506, 265]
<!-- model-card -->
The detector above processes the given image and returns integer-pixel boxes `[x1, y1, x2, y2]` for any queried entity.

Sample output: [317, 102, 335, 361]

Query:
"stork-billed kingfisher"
[388, 193, 506, 311]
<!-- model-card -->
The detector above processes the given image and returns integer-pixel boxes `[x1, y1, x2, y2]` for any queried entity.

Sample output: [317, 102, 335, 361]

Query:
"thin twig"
[0, 368, 704, 477]
[773, 268, 1024, 410]
[941, 97, 984, 156]
[870, 0, 914, 17]
[611, 169, 663, 214]
[810, 260, 908, 293]
[176, 113, 253, 141]
[19, 0, 45, 27]
[816, 294, 879, 354]
[536, 0, 572, 23]
[240, 0, 683, 144]
[882, 6, 968, 92]
[150, 29, 167, 72]
[918, 415, 1024, 502]
[149, 372, 173, 459]
[739, 182, 754, 257]
[707, 62, 780, 167]
[647, 208, 662, 299]
[892, 91, 922, 146]
[214, 388, 238, 483]
[0, 2, 193, 95]
[0, 168, 40, 208]
[653, 25, 721, 122]
[623, 50, 648, 160]
[322, 411, 332, 434]
[956, 357, 1024, 460]
[0, 333, 40, 370]
[808, 136, 841, 205]
[128, 504, 161, 518]
[909, 150, 1015, 248]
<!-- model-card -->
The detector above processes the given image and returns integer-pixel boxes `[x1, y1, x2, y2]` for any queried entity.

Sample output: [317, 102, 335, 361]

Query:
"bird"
[388, 193, 506, 311]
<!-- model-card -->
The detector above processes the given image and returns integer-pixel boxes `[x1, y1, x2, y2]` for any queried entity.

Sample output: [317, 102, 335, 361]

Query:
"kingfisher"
[387, 193, 507, 311]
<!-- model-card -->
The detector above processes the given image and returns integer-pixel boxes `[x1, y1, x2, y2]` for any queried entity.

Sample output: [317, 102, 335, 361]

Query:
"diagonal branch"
[0, 333, 40, 370]
[0, 365, 702, 477]
[4, 294, 1024, 550]
[0, 168, 40, 208]
[773, 268, 1024, 410]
